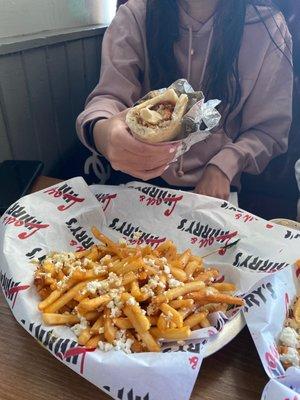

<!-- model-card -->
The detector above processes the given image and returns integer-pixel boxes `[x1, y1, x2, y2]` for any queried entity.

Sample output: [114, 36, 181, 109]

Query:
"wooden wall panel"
[0, 53, 40, 161]
[0, 30, 104, 175]
[0, 102, 12, 161]
[22, 48, 60, 173]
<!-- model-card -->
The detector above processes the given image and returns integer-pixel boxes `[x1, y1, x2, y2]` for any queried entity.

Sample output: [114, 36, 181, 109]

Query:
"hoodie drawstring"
[200, 27, 214, 87]
[187, 27, 193, 83]
[177, 27, 193, 177]
[177, 26, 214, 178]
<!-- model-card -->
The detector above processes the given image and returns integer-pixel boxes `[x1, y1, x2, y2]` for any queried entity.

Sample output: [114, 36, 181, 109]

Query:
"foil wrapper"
[135, 79, 221, 159]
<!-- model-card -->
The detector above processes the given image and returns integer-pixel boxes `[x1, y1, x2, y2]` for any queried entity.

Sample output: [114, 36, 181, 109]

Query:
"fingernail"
[169, 147, 177, 154]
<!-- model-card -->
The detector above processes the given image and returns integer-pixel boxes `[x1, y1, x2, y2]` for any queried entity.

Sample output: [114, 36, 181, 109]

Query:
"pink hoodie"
[76, 0, 293, 188]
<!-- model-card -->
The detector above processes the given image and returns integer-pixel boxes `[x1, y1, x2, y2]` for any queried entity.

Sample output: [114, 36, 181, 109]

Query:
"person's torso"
[124, 0, 289, 186]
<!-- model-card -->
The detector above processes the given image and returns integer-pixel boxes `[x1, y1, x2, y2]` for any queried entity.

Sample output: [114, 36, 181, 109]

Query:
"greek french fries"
[34, 227, 244, 353]
[278, 295, 300, 369]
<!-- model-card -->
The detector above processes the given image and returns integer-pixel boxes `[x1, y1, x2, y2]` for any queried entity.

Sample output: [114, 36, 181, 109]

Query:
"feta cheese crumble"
[71, 317, 87, 336]
[280, 327, 299, 348]
[280, 347, 300, 367]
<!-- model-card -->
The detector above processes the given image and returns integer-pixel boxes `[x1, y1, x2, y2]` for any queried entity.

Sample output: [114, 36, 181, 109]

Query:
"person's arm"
[195, 24, 293, 200]
[208, 31, 293, 185]
[76, 4, 145, 151]
[76, 3, 178, 181]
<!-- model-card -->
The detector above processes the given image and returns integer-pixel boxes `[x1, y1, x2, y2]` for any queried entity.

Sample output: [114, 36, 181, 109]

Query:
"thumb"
[117, 108, 130, 120]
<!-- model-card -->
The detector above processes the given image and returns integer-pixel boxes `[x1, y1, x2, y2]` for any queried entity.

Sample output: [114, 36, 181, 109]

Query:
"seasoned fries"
[34, 227, 244, 353]
[278, 295, 300, 369]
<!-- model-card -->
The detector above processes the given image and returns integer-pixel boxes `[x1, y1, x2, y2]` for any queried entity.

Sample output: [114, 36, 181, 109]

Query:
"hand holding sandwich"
[93, 110, 178, 181]
[195, 165, 230, 200]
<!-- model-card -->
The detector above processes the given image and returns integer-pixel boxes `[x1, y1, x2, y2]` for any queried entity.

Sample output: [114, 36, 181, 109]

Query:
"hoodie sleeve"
[208, 30, 293, 183]
[76, 3, 145, 150]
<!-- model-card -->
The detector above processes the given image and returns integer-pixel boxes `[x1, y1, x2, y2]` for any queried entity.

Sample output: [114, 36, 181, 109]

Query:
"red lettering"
[199, 238, 210, 248]
[44, 187, 85, 211]
[146, 197, 156, 206]
[146, 237, 166, 249]
[285, 293, 289, 316]
[57, 347, 95, 374]
[189, 356, 199, 370]
[57, 193, 84, 211]
[164, 195, 183, 217]
[100, 194, 117, 211]
[191, 237, 197, 245]
[18, 222, 50, 239]
[265, 352, 277, 370]
[44, 188, 57, 195]
[6, 284, 30, 308]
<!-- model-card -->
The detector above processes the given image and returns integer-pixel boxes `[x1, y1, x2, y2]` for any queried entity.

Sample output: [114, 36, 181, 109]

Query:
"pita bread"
[126, 89, 188, 143]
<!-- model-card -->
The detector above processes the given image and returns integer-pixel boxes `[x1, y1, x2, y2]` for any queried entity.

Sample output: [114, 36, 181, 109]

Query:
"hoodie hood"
[178, 2, 279, 31]
[245, 4, 280, 24]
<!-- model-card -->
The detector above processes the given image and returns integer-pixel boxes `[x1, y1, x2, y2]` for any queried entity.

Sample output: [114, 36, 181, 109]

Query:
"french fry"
[123, 305, 149, 333]
[38, 287, 52, 300]
[77, 294, 111, 314]
[169, 299, 194, 309]
[75, 248, 91, 259]
[38, 290, 62, 311]
[178, 249, 191, 269]
[185, 260, 203, 277]
[199, 303, 228, 314]
[122, 271, 137, 286]
[86, 334, 102, 349]
[157, 314, 175, 331]
[170, 267, 187, 282]
[187, 290, 244, 306]
[194, 269, 220, 283]
[113, 317, 133, 330]
[104, 309, 117, 343]
[200, 317, 211, 328]
[153, 281, 205, 304]
[123, 305, 159, 351]
[294, 297, 300, 324]
[183, 311, 208, 328]
[122, 300, 150, 332]
[92, 227, 122, 257]
[150, 326, 191, 340]
[156, 240, 176, 256]
[115, 259, 144, 275]
[159, 303, 183, 328]
[90, 316, 104, 334]
[126, 331, 144, 353]
[138, 331, 160, 352]
[85, 311, 101, 321]
[86, 245, 99, 261]
[73, 291, 89, 302]
[189, 255, 204, 265]
[178, 305, 198, 320]
[43, 313, 79, 325]
[148, 315, 159, 326]
[35, 227, 242, 354]
[44, 281, 87, 313]
[78, 328, 92, 346]
[131, 281, 148, 302]
[211, 283, 236, 292]
[138, 271, 148, 281]
[43, 261, 54, 273]
[72, 269, 107, 281]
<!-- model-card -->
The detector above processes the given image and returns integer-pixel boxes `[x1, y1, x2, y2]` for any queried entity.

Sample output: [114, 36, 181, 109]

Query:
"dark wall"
[241, 2, 300, 204]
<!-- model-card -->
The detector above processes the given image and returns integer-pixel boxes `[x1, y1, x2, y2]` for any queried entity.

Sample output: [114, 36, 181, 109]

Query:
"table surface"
[0, 176, 269, 400]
